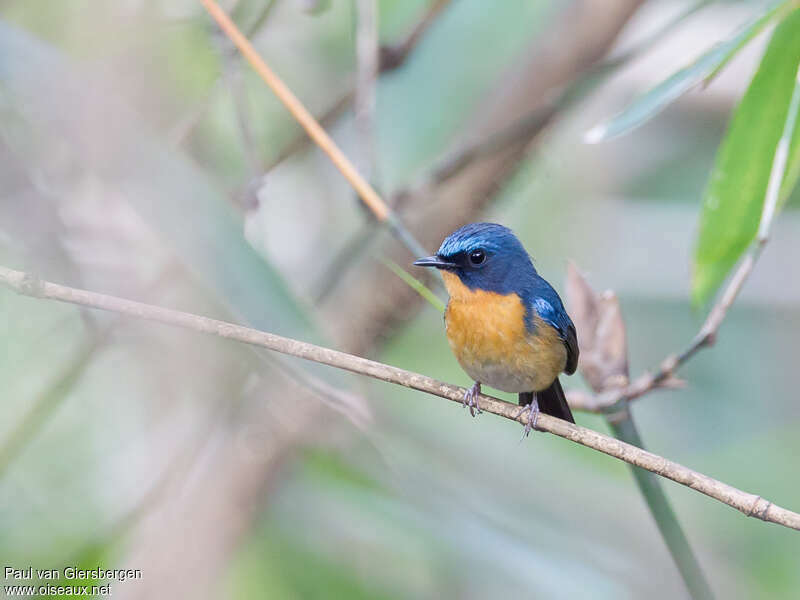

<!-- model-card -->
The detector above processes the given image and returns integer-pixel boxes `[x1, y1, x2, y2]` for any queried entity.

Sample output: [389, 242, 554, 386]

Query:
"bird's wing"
[531, 295, 579, 375]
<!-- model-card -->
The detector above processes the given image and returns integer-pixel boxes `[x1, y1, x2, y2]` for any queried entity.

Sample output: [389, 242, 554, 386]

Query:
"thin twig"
[178, 0, 441, 172]
[201, 0, 430, 259]
[201, 0, 387, 218]
[260, 90, 353, 171]
[1, 266, 798, 531]
[240, 91, 356, 212]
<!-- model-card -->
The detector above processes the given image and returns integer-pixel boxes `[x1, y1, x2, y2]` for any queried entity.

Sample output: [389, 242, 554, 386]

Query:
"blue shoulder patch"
[532, 297, 560, 330]
[526, 281, 579, 375]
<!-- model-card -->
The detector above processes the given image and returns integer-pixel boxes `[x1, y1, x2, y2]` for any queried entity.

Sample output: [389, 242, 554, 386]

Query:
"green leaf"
[692, 9, 800, 306]
[585, 0, 788, 143]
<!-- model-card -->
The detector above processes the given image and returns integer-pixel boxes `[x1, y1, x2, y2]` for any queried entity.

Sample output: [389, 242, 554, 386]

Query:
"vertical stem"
[608, 412, 715, 600]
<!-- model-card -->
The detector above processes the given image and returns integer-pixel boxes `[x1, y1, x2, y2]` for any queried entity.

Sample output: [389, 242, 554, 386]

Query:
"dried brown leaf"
[596, 291, 629, 384]
[566, 261, 599, 352]
[566, 265, 629, 392]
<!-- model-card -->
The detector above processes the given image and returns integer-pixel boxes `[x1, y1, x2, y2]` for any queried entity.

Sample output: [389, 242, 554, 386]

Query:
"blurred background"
[1, 0, 799, 598]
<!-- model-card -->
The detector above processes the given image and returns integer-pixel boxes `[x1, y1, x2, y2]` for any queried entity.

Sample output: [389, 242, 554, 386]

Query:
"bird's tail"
[521, 378, 574, 423]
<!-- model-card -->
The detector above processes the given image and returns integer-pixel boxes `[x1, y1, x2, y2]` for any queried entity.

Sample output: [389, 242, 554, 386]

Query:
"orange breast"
[442, 271, 566, 393]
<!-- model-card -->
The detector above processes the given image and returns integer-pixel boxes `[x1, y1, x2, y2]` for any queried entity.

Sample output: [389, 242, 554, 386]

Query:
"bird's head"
[413, 223, 536, 296]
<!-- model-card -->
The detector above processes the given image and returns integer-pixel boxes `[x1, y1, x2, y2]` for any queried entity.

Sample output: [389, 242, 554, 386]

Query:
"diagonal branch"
[201, 0, 386, 219]
[200, 0, 430, 259]
[175, 0, 442, 163]
[1, 264, 798, 531]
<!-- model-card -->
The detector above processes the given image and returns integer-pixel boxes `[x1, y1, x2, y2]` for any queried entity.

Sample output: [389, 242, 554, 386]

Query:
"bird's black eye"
[469, 249, 486, 266]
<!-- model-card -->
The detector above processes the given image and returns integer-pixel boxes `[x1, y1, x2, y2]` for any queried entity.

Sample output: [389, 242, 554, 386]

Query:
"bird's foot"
[513, 399, 541, 440]
[463, 382, 482, 417]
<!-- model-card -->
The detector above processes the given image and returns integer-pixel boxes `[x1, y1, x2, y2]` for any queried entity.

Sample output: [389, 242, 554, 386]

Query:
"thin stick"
[263, 90, 353, 168]
[177, 0, 442, 171]
[1, 266, 798, 531]
[200, 0, 389, 221]
[201, 0, 431, 259]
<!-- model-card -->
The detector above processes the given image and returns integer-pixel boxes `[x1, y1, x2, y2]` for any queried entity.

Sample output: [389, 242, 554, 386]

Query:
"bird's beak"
[413, 255, 456, 269]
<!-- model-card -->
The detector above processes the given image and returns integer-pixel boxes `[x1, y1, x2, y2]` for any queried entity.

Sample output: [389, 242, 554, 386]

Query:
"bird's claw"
[513, 403, 541, 440]
[463, 382, 482, 417]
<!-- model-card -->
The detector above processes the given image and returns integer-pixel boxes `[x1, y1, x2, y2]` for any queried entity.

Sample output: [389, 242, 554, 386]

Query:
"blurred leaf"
[297, 0, 333, 15]
[381, 258, 445, 313]
[566, 262, 599, 348]
[45, 542, 115, 600]
[693, 9, 800, 306]
[0, 22, 320, 340]
[231, 528, 398, 600]
[0, 333, 102, 478]
[302, 447, 384, 493]
[585, 0, 788, 143]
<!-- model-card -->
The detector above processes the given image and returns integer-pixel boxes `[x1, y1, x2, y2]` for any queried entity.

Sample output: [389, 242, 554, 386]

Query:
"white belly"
[460, 355, 553, 393]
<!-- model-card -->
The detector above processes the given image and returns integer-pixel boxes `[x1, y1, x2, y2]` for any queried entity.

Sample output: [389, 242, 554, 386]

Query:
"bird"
[413, 222, 578, 436]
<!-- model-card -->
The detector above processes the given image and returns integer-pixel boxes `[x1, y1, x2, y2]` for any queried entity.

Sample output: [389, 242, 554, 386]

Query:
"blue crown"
[438, 222, 525, 258]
